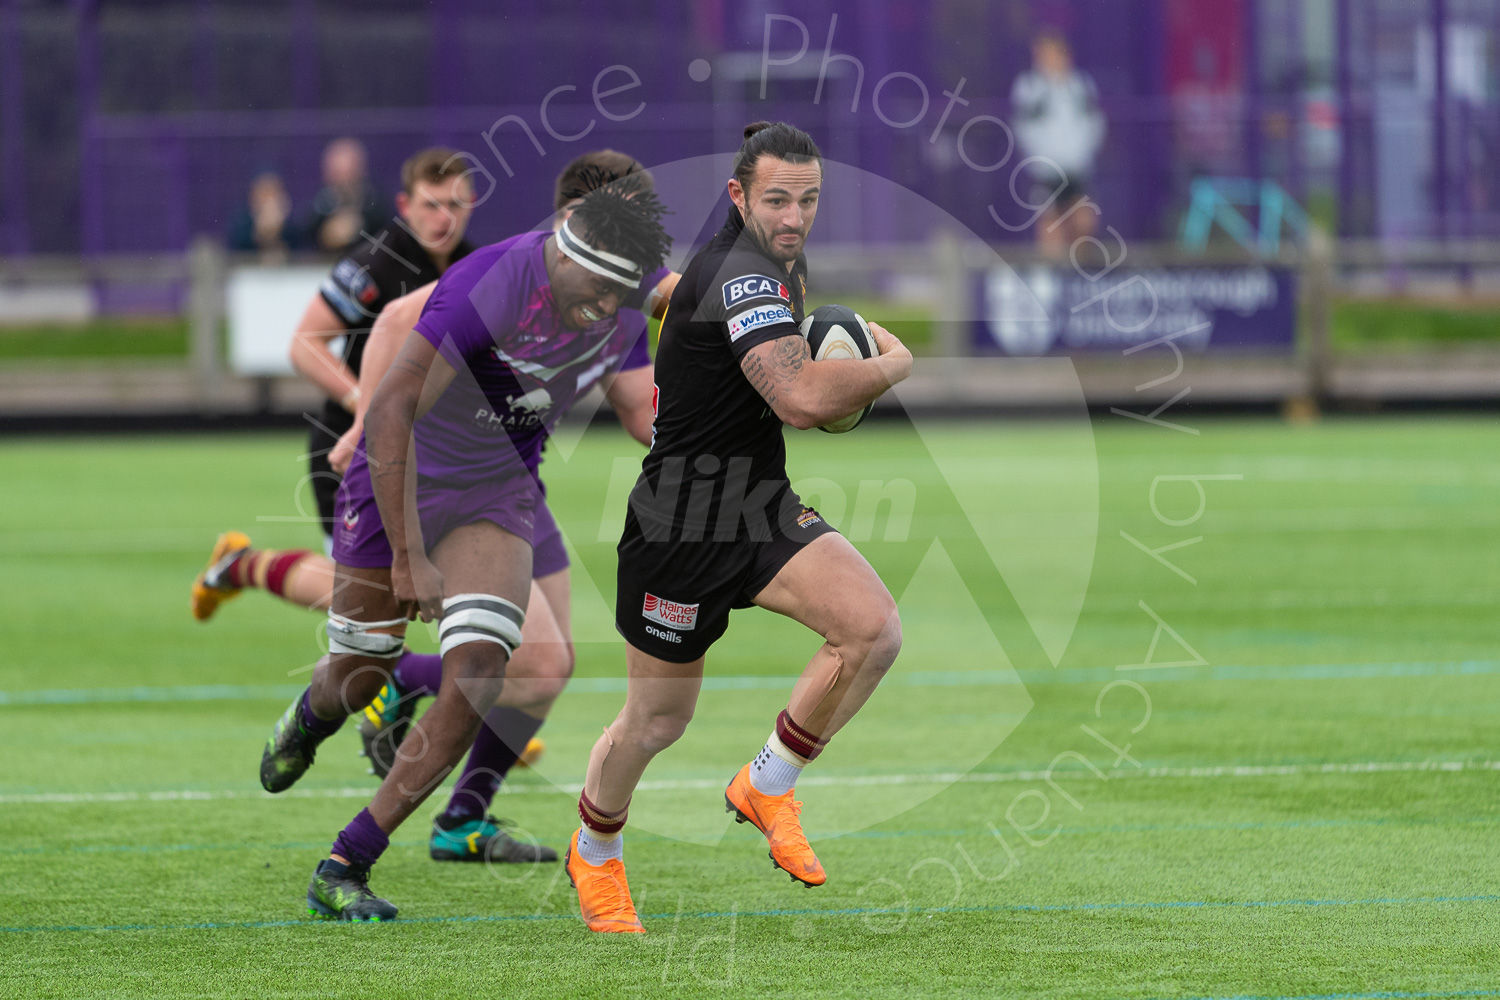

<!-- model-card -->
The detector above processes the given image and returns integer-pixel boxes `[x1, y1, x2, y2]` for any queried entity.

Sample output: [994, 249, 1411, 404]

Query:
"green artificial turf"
[1, 417, 1497, 998]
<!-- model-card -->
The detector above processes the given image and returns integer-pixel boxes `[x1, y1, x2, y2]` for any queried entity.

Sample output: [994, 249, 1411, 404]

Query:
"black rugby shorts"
[614, 489, 837, 663]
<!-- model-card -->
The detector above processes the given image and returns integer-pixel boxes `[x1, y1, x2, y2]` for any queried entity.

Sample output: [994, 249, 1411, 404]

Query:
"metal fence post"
[1301, 227, 1335, 413]
[188, 235, 226, 412]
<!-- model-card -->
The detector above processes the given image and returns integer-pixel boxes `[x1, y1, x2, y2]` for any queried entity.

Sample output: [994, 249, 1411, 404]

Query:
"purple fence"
[0, 0, 1496, 256]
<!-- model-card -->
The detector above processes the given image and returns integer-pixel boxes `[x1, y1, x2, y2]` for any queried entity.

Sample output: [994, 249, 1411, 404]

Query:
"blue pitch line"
[4, 893, 1499, 936]
[0, 683, 306, 706]
[6, 660, 1500, 707]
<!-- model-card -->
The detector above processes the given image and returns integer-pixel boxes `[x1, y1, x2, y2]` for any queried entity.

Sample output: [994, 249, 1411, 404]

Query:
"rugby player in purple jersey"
[256, 177, 671, 921]
[193, 153, 675, 869]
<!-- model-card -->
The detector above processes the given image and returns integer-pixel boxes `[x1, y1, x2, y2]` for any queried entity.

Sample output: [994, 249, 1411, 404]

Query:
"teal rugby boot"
[357, 679, 416, 779]
[429, 815, 560, 863]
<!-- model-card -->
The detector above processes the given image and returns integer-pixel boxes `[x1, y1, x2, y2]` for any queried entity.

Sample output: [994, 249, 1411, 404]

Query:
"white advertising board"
[227, 266, 329, 376]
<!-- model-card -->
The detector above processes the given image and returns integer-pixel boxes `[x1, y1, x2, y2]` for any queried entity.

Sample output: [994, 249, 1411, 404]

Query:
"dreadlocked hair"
[567, 174, 672, 278]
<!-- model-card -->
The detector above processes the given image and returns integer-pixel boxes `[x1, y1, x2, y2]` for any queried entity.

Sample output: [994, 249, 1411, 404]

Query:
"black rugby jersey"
[315, 221, 474, 436]
[629, 205, 809, 542]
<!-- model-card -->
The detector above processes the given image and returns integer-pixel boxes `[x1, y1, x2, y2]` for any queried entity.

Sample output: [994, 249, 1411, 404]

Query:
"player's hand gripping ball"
[799, 304, 878, 434]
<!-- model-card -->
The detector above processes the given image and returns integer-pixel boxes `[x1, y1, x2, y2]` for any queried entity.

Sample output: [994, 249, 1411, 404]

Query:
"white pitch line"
[3, 759, 1496, 806]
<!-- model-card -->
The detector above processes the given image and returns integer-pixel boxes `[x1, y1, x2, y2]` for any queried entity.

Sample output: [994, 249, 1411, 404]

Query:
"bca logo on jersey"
[642, 592, 699, 630]
[723, 275, 790, 310]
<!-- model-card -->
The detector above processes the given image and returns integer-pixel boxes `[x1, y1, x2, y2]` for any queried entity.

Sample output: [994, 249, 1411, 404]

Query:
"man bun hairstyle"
[567, 173, 672, 279]
[555, 150, 652, 211]
[733, 121, 822, 192]
[401, 147, 472, 195]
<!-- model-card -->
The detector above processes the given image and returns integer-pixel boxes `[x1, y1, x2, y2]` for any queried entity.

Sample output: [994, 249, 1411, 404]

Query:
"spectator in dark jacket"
[228, 171, 300, 262]
[304, 137, 392, 253]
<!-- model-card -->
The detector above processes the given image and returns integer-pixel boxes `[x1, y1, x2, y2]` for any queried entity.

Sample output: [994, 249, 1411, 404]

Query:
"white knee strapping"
[438, 593, 525, 657]
[326, 612, 407, 659]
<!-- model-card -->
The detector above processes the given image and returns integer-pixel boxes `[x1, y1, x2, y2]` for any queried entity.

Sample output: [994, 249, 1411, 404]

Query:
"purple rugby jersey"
[409, 230, 659, 484]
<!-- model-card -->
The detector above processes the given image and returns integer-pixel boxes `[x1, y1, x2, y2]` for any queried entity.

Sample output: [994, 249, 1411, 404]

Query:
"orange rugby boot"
[724, 763, 826, 887]
[515, 736, 545, 769]
[190, 530, 252, 622]
[565, 829, 645, 933]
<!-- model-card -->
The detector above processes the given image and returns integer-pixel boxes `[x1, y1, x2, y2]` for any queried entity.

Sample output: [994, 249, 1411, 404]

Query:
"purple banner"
[972, 265, 1298, 356]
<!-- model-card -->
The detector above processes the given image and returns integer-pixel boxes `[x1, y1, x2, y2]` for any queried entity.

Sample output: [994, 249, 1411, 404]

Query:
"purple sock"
[393, 652, 442, 697]
[438, 707, 546, 826]
[332, 808, 390, 868]
[297, 688, 345, 740]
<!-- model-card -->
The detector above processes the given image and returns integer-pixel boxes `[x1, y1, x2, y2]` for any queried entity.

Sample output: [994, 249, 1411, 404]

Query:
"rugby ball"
[799, 304, 878, 433]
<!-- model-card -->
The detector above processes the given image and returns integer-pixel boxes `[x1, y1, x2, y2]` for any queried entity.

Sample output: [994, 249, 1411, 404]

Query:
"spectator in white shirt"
[1011, 30, 1107, 258]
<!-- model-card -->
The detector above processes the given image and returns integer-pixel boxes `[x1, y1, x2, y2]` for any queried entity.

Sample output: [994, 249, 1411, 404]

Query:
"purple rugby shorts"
[332, 451, 552, 570]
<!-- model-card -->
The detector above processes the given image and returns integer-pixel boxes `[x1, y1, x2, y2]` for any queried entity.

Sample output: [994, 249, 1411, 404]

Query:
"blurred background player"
[567, 123, 911, 934]
[188, 151, 676, 866]
[303, 137, 393, 252]
[190, 146, 476, 615]
[1010, 28, 1107, 259]
[258, 180, 671, 922]
[293, 146, 474, 554]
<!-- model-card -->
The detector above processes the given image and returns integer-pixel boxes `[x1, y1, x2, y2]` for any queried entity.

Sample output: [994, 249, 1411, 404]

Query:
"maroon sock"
[222, 548, 308, 592]
[263, 550, 311, 598]
[578, 789, 628, 835]
[221, 549, 258, 589]
[776, 710, 829, 762]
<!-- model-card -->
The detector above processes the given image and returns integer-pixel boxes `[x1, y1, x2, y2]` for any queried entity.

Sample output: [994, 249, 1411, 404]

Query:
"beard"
[744, 214, 804, 265]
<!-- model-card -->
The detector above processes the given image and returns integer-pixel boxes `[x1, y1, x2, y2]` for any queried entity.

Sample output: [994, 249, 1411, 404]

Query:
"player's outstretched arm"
[288, 296, 360, 409]
[600, 365, 657, 446]
[363, 331, 458, 621]
[739, 322, 911, 431]
[328, 282, 437, 474]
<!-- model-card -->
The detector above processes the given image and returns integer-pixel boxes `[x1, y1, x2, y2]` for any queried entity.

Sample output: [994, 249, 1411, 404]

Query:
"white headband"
[556, 220, 643, 289]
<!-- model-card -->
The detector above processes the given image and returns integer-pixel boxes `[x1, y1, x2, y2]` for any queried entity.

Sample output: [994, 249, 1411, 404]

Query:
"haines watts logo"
[642, 593, 699, 631]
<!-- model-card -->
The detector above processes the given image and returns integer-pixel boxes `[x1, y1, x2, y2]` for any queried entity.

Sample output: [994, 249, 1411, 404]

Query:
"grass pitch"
[1, 416, 1497, 999]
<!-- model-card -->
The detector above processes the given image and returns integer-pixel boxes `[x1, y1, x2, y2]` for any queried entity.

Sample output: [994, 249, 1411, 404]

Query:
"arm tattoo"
[739, 335, 809, 407]
[740, 352, 776, 405]
[771, 335, 807, 380]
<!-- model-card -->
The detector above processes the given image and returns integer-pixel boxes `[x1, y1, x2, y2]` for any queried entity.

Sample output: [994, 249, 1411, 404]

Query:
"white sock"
[748, 732, 806, 797]
[577, 828, 623, 865]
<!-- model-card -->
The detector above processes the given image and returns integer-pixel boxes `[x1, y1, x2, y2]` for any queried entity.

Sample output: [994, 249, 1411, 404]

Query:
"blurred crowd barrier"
[3, 232, 1500, 422]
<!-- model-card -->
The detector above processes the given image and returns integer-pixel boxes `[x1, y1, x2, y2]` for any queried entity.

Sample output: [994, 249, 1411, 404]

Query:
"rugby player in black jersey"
[566, 122, 913, 933]
[190, 148, 476, 622]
